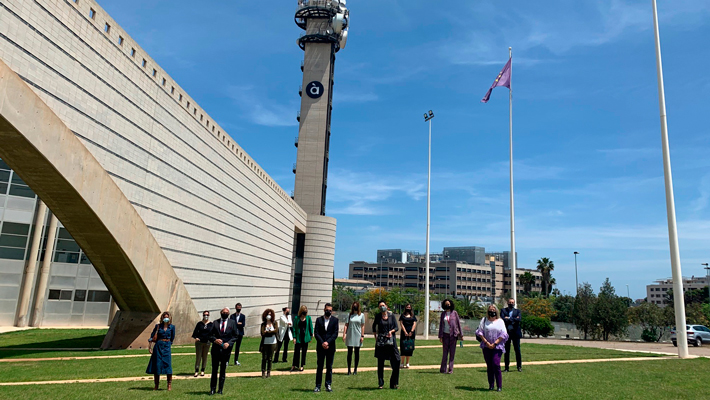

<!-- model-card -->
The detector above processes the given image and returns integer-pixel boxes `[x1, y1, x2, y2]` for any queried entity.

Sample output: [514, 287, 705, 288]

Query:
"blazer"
[229, 312, 246, 336]
[209, 318, 238, 354]
[277, 314, 294, 342]
[501, 307, 522, 337]
[293, 315, 314, 344]
[438, 311, 463, 339]
[191, 320, 213, 343]
[314, 315, 339, 350]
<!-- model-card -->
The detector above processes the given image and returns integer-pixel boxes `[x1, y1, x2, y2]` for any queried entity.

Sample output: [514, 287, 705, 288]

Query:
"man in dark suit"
[209, 307, 238, 395]
[313, 303, 338, 393]
[229, 302, 246, 366]
[501, 298, 522, 372]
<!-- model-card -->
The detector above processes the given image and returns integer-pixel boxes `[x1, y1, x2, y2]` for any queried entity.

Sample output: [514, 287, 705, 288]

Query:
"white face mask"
[203, 315, 209, 321]
[163, 318, 170, 323]
[266, 315, 271, 321]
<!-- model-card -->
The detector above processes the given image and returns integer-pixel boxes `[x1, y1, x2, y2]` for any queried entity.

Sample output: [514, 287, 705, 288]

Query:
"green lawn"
[0, 358, 707, 399]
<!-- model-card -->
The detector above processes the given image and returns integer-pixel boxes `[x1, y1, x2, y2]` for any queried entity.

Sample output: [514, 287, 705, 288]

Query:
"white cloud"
[226, 86, 298, 127]
[327, 169, 426, 215]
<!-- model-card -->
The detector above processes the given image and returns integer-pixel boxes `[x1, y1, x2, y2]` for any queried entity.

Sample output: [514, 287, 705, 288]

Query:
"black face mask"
[221, 313, 229, 319]
[236, 308, 242, 313]
[406, 309, 412, 313]
[324, 310, 332, 317]
[285, 311, 290, 316]
[508, 304, 514, 309]
[488, 311, 497, 317]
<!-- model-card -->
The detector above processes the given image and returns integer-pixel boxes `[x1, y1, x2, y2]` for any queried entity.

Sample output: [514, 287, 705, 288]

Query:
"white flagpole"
[652, 0, 688, 359]
[508, 47, 517, 305]
[424, 111, 433, 340]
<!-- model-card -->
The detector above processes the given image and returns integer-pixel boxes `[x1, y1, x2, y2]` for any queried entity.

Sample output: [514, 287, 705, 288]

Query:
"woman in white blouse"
[259, 308, 279, 378]
[343, 301, 364, 375]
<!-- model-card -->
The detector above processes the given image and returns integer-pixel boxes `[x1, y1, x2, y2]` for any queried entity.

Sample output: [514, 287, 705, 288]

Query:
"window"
[7, 171, 34, 198]
[179, 94, 183, 102]
[87, 290, 111, 302]
[152, 69, 157, 77]
[89, 8, 96, 19]
[104, 23, 110, 34]
[74, 290, 87, 302]
[162, 78, 166, 86]
[142, 59, 147, 68]
[130, 48, 136, 57]
[48, 289, 73, 301]
[186, 101, 190, 109]
[0, 222, 30, 260]
[171, 86, 175, 94]
[118, 36, 124, 46]
[200, 114, 203, 121]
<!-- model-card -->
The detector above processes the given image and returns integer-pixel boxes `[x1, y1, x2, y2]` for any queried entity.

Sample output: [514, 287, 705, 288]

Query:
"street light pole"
[574, 251, 579, 297]
[423, 110, 434, 340]
[702, 263, 709, 305]
[626, 284, 630, 300]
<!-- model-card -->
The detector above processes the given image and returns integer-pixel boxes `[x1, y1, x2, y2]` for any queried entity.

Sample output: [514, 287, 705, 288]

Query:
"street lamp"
[574, 251, 579, 296]
[423, 110, 434, 340]
[702, 263, 709, 305]
[626, 284, 630, 300]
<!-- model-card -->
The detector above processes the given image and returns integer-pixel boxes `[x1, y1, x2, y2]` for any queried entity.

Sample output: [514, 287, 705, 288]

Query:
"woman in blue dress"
[147, 311, 176, 391]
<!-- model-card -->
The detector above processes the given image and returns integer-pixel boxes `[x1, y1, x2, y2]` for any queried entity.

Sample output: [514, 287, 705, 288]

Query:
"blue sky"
[100, 0, 710, 300]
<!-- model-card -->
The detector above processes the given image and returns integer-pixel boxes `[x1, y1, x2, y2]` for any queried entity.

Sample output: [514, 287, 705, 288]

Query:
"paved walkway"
[0, 356, 676, 386]
[523, 338, 710, 357]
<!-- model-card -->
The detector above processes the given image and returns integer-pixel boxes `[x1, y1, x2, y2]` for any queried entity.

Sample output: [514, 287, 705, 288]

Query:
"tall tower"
[293, 0, 349, 216]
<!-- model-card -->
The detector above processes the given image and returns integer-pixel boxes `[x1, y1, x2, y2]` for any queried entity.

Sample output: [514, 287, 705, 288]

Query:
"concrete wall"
[0, 0, 335, 340]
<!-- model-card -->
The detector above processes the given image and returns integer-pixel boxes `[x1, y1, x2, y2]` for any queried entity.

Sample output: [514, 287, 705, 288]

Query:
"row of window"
[0, 160, 35, 199]
[70, 1, 297, 210]
[0, 221, 30, 260]
[48, 289, 110, 302]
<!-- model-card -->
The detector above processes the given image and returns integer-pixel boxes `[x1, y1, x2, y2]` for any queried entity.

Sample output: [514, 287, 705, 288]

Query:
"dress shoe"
[497, 388, 502, 392]
[313, 387, 321, 393]
[503, 369, 509, 373]
[326, 385, 332, 392]
[209, 389, 216, 396]
[517, 367, 522, 372]
[200, 371, 205, 376]
[218, 390, 223, 395]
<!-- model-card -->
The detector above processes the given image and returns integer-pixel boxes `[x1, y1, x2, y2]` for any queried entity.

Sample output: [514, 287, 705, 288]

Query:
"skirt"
[146, 340, 173, 375]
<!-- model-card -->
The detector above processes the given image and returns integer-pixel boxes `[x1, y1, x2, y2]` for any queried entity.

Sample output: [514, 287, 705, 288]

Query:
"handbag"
[377, 333, 393, 347]
[402, 337, 415, 352]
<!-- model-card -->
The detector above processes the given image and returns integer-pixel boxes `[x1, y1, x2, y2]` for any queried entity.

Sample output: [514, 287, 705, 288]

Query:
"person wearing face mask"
[229, 303, 245, 366]
[501, 298, 522, 372]
[399, 303, 417, 369]
[291, 305, 313, 372]
[208, 307, 238, 395]
[313, 303, 339, 392]
[372, 300, 400, 389]
[259, 308, 279, 378]
[146, 311, 175, 391]
[475, 305, 509, 392]
[438, 299, 462, 374]
[343, 301, 364, 375]
[192, 310, 213, 377]
[274, 307, 293, 364]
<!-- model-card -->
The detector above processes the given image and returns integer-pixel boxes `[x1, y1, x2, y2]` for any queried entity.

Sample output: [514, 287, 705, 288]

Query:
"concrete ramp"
[0, 59, 197, 349]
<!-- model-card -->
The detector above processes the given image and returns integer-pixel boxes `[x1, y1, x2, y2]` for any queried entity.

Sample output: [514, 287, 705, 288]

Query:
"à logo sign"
[306, 81, 324, 99]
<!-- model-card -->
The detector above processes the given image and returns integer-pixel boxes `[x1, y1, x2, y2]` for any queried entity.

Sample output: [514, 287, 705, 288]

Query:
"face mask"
[236, 308, 241, 313]
[163, 318, 170, 323]
[285, 311, 290, 316]
[203, 315, 209, 321]
[221, 313, 229, 319]
[353, 306, 359, 311]
[266, 315, 272, 321]
[406, 309, 412, 313]
[488, 311, 497, 317]
[380, 306, 387, 312]
[444, 304, 450, 310]
[324, 310, 332, 317]
[508, 304, 514, 309]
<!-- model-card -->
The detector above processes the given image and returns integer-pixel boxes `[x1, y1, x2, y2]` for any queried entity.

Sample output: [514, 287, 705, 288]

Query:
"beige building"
[0, 0, 348, 347]
[647, 276, 709, 307]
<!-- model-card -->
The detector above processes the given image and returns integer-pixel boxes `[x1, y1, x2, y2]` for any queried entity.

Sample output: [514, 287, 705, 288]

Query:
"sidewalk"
[0, 356, 676, 386]
[523, 338, 710, 357]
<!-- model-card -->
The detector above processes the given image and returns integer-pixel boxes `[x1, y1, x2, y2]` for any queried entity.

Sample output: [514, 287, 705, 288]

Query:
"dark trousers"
[232, 335, 243, 363]
[292, 341, 309, 368]
[377, 346, 400, 388]
[315, 345, 335, 388]
[261, 343, 276, 372]
[274, 338, 290, 362]
[504, 333, 521, 370]
[483, 348, 503, 389]
[440, 335, 457, 373]
[210, 348, 230, 391]
[347, 346, 360, 373]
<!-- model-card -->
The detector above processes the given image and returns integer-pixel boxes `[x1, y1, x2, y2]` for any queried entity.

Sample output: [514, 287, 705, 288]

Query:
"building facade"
[646, 277, 709, 307]
[0, 0, 346, 345]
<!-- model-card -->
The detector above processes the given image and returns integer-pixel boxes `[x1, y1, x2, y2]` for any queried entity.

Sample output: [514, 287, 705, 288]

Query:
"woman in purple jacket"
[438, 299, 462, 374]
[475, 304, 509, 392]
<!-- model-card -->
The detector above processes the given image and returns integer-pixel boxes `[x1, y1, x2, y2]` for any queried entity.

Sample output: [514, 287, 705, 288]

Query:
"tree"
[332, 285, 356, 311]
[536, 258, 555, 297]
[628, 301, 674, 342]
[519, 297, 556, 319]
[551, 295, 575, 323]
[519, 272, 536, 295]
[521, 314, 555, 338]
[664, 287, 709, 308]
[593, 278, 629, 341]
[573, 282, 598, 340]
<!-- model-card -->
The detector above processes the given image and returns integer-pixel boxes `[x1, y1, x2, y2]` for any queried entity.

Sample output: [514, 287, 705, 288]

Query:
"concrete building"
[647, 277, 709, 307]
[444, 246, 486, 266]
[349, 255, 541, 302]
[0, 0, 348, 347]
[333, 278, 375, 296]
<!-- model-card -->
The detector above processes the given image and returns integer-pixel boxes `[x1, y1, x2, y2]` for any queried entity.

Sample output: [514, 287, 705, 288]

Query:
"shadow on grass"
[128, 387, 157, 391]
[456, 386, 494, 392]
[0, 335, 107, 359]
[290, 388, 315, 393]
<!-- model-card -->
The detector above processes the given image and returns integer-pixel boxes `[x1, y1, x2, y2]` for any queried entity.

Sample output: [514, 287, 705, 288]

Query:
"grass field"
[0, 329, 708, 399]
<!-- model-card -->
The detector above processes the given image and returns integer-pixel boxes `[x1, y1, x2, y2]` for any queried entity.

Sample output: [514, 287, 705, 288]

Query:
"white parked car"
[670, 325, 710, 347]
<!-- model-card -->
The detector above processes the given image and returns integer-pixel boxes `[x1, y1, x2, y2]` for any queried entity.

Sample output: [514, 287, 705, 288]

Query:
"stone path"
[0, 356, 678, 386]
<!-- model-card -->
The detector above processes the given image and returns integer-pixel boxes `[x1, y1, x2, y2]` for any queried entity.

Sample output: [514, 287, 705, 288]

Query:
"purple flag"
[481, 58, 511, 103]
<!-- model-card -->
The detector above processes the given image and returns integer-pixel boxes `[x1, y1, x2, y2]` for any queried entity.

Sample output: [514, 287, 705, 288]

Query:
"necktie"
[221, 320, 226, 333]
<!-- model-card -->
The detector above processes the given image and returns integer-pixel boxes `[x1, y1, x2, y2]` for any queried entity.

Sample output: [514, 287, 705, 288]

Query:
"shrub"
[521, 314, 554, 338]
[641, 328, 657, 343]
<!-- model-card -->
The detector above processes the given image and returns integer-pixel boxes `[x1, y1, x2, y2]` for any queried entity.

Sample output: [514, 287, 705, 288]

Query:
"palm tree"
[519, 272, 536, 295]
[536, 258, 555, 297]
